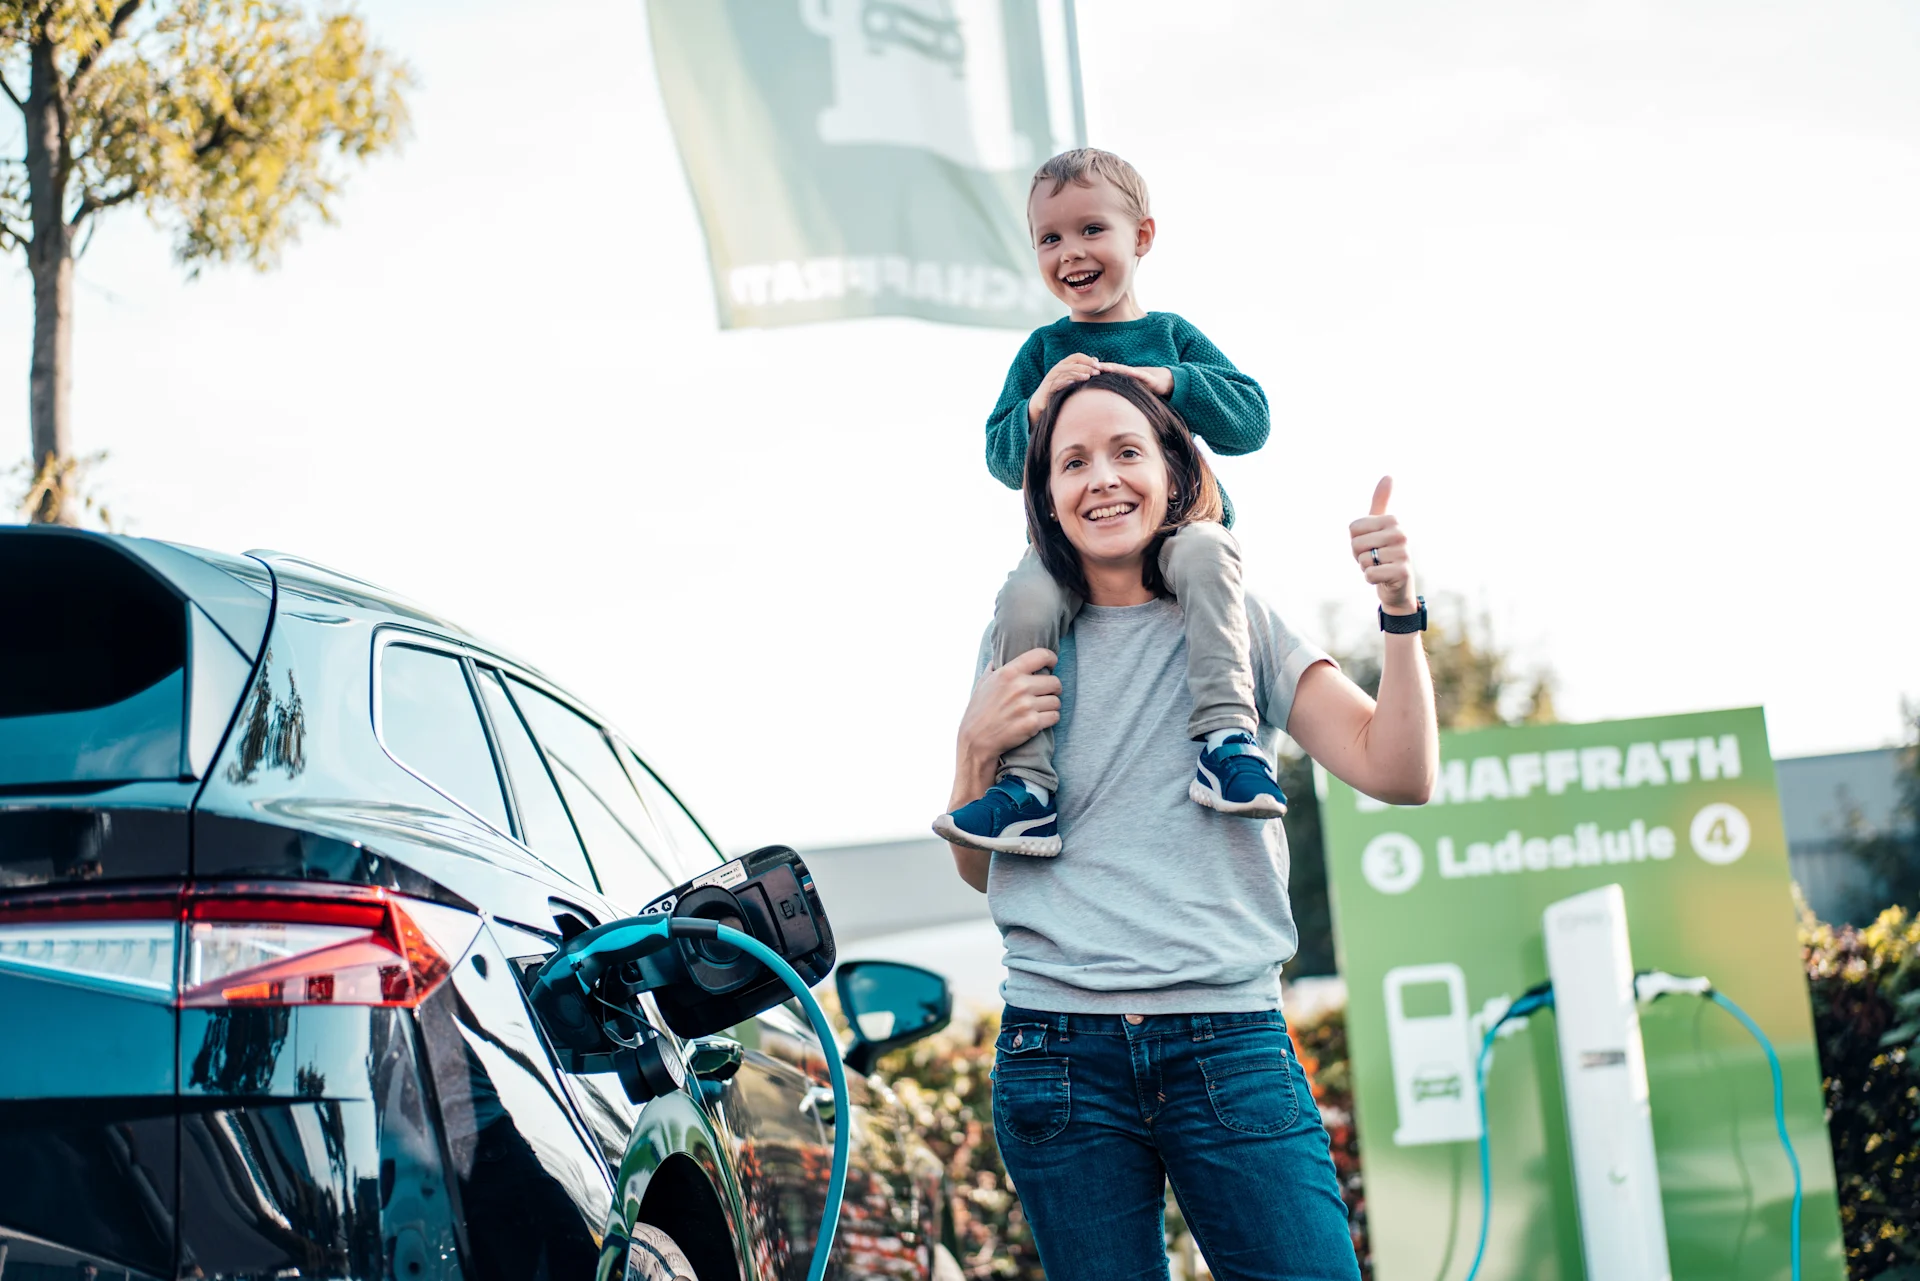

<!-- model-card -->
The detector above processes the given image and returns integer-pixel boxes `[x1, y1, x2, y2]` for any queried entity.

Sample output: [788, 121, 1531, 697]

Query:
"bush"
[876, 1011, 1044, 1279]
[1802, 904, 1920, 1278]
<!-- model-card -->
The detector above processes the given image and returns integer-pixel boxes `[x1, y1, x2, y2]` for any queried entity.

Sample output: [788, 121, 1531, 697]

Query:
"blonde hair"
[1029, 148, 1152, 225]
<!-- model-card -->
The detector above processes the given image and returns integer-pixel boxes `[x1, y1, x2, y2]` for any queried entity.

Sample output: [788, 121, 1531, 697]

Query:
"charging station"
[1541, 884, 1671, 1280]
[1321, 707, 1843, 1280]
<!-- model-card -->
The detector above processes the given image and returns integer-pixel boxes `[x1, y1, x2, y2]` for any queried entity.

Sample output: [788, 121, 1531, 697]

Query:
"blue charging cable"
[1462, 974, 1803, 1281]
[1706, 987, 1803, 1281]
[1464, 983, 1555, 1281]
[704, 921, 851, 1281]
[546, 914, 851, 1281]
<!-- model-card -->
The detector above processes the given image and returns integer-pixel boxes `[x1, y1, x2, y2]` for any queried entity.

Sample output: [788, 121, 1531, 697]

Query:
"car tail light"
[0, 883, 463, 1009]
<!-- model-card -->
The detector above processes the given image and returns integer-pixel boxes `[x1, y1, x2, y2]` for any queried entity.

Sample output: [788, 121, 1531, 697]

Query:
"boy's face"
[1029, 176, 1154, 321]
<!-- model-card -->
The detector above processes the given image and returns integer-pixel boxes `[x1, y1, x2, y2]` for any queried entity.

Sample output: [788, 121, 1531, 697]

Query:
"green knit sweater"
[984, 311, 1269, 526]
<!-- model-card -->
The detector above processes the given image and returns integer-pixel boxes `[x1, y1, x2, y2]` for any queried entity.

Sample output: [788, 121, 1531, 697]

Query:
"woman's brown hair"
[1022, 372, 1224, 602]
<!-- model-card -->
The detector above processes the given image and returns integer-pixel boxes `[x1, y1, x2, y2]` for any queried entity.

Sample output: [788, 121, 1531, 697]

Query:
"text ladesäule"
[1438, 820, 1676, 879]
[1355, 734, 1743, 813]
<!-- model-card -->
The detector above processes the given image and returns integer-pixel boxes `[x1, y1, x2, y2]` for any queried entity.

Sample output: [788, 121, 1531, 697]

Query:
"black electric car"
[0, 527, 960, 1281]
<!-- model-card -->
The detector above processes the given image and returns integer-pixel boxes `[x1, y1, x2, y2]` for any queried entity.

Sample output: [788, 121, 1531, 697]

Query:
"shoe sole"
[931, 815, 1062, 858]
[1189, 779, 1287, 819]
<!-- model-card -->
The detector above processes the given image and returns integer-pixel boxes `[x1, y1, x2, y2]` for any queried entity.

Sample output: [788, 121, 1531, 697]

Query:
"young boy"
[933, 148, 1288, 858]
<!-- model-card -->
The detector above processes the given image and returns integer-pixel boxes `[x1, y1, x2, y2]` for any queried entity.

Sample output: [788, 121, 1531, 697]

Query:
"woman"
[943, 372, 1436, 1280]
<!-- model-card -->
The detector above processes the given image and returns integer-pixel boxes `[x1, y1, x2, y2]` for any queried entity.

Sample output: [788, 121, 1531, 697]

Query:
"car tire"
[624, 1225, 700, 1281]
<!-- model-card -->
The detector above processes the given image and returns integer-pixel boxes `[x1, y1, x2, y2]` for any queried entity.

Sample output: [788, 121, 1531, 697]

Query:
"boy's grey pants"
[992, 521, 1260, 793]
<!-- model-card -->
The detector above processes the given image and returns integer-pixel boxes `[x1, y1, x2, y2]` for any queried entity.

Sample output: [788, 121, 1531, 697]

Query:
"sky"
[5, 0, 1918, 855]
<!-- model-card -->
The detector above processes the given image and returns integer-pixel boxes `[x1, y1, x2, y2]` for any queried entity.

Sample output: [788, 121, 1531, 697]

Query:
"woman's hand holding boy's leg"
[955, 648, 1062, 800]
[943, 647, 1063, 886]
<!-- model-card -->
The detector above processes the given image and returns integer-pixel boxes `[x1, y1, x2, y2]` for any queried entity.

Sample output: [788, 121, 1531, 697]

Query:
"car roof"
[248, 548, 568, 687]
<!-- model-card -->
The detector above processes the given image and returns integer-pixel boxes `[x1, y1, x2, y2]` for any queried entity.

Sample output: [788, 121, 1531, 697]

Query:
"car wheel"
[624, 1225, 700, 1281]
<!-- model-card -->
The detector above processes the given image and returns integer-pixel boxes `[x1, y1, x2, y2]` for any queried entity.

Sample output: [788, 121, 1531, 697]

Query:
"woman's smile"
[1085, 500, 1137, 522]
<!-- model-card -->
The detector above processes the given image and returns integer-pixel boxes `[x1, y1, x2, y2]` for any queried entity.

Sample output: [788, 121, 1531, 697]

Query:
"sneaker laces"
[1215, 750, 1276, 784]
[963, 778, 1040, 825]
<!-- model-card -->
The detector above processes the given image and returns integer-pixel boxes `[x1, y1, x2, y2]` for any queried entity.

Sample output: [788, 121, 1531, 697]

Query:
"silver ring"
[1370, 547, 1380, 565]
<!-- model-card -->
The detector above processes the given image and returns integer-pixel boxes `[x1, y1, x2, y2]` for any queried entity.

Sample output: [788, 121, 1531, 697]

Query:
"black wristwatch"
[1379, 596, 1427, 634]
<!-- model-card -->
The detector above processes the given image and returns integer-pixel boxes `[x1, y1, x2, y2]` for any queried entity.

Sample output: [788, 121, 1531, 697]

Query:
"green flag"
[648, 0, 1081, 330]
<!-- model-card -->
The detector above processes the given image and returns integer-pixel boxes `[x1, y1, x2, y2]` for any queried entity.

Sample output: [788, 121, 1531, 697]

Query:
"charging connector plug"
[1634, 970, 1713, 1004]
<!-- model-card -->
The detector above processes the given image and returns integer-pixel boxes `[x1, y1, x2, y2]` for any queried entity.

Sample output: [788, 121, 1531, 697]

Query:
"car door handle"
[686, 1035, 745, 1082]
[800, 1084, 836, 1126]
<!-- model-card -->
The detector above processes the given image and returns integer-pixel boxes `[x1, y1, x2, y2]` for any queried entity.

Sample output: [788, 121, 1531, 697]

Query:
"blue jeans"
[991, 1005, 1361, 1281]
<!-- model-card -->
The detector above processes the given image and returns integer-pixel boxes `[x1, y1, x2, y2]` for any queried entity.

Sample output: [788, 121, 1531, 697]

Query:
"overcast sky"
[7, 0, 1917, 853]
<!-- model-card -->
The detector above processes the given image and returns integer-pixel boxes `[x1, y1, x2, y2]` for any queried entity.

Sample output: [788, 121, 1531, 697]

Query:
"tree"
[1283, 596, 1556, 977]
[2, 0, 408, 524]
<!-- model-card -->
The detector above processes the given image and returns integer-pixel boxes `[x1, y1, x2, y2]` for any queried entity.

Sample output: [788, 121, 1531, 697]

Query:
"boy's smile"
[1029, 176, 1154, 323]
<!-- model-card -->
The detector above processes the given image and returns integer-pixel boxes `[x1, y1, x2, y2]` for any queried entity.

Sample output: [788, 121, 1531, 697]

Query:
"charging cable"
[1455, 971, 1802, 1281]
[1636, 972, 1803, 1281]
[1464, 980, 1555, 1281]
[540, 914, 851, 1281]
[696, 919, 851, 1281]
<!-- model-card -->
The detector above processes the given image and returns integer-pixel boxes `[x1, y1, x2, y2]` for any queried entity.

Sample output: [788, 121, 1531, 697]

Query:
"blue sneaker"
[933, 777, 1061, 857]
[1191, 733, 1288, 818]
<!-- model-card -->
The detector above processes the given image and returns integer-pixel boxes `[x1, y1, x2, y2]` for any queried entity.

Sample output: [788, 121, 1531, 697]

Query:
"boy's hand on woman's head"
[1095, 362, 1174, 398]
[1028, 353, 1101, 426]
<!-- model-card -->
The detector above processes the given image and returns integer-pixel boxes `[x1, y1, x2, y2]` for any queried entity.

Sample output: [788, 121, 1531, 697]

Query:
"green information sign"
[647, 0, 1081, 330]
[1320, 707, 1844, 1280]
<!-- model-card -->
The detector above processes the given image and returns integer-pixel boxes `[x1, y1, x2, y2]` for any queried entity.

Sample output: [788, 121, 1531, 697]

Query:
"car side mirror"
[836, 960, 953, 1076]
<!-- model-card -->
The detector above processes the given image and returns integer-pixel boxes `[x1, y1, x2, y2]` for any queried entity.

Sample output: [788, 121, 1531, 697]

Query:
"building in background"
[1776, 747, 1908, 926]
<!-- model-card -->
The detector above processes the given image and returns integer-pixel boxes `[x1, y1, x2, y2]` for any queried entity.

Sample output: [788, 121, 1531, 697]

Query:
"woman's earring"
[1049, 511, 1058, 521]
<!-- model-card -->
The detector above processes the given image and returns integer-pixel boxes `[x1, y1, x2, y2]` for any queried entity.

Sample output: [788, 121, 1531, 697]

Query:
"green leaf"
[1878, 1019, 1920, 1048]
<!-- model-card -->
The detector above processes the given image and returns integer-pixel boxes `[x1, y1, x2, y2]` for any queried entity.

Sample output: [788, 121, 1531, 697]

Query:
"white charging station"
[1542, 884, 1673, 1281]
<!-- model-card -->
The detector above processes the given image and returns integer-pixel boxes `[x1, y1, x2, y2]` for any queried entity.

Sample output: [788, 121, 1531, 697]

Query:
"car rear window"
[0, 536, 187, 788]
[377, 644, 512, 832]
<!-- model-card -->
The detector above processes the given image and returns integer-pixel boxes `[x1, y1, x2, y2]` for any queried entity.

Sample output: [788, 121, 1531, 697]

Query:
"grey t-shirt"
[979, 591, 1331, 1014]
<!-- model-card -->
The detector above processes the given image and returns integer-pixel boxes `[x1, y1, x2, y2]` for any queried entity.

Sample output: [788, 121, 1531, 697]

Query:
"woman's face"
[1047, 388, 1171, 573]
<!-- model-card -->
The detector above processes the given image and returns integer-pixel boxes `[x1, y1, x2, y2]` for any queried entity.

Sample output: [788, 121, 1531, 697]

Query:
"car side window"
[378, 644, 511, 833]
[504, 677, 676, 911]
[472, 666, 595, 891]
[621, 746, 724, 874]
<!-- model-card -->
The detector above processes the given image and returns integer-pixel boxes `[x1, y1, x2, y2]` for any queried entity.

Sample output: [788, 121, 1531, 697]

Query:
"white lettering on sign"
[1356, 735, 1743, 812]
[1434, 821, 1677, 881]
[1356, 814, 1704, 895]
[728, 257, 1051, 313]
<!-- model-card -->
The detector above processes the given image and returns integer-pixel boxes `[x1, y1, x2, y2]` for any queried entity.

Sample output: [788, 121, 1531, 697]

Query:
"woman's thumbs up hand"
[1349, 475, 1418, 613]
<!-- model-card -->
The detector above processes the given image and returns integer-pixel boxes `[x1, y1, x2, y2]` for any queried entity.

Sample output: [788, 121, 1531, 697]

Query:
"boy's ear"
[1134, 216, 1157, 258]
